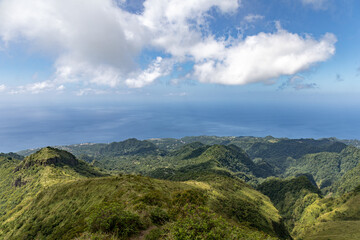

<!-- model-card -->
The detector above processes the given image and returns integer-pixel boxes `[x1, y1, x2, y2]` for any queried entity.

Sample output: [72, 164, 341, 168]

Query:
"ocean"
[1, 100, 359, 153]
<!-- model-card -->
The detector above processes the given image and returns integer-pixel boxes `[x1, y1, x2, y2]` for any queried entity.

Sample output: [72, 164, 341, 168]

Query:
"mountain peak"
[16, 147, 79, 170]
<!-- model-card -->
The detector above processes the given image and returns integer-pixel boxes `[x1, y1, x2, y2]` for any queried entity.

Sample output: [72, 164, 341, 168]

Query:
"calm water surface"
[0, 101, 359, 152]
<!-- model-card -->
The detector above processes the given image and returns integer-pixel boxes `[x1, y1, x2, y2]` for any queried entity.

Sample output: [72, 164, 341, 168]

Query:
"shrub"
[150, 207, 169, 226]
[171, 189, 207, 207]
[138, 191, 168, 207]
[145, 228, 164, 240]
[170, 206, 246, 240]
[87, 202, 144, 238]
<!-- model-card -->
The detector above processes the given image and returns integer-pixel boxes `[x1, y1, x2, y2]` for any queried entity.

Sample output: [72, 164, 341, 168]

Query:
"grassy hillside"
[0, 147, 291, 239]
[257, 177, 360, 240]
[1, 174, 287, 239]
[0, 148, 105, 236]
[292, 186, 360, 240]
[11, 136, 360, 239]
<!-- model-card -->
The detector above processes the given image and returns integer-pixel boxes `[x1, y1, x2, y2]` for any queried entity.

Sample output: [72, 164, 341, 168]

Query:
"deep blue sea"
[1, 100, 360, 152]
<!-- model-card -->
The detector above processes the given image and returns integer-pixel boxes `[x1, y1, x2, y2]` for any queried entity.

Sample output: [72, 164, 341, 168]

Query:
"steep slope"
[149, 144, 271, 181]
[200, 144, 257, 173]
[293, 186, 360, 240]
[16, 147, 104, 177]
[0, 155, 23, 217]
[18, 147, 79, 168]
[0, 149, 106, 238]
[285, 146, 360, 193]
[258, 176, 322, 231]
[168, 141, 210, 160]
[247, 138, 347, 173]
[330, 161, 360, 195]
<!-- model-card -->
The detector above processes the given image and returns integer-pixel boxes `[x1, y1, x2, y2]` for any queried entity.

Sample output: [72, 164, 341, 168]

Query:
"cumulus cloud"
[193, 28, 336, 85]
[0, 0, 337, 93]
[301, 0, 328, 10]
[0, 0, 147, 89]
[141, 0, 239, 58]
[278, 75, 318, 90]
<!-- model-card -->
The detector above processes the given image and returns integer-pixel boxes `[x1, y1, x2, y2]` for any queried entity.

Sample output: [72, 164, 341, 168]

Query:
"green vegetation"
[258, 176, 321, 231]
[0, 145, 289, 239]
[16, 147, 105, 177]
[292, 186, 360, 239]
[0, 174, 284, 239]
[87, 202, 144, 238]
[7, 136, 360, 239]
[285, 146, 360, 194]
[247, 138, 346, 174]
[99, 138, 164, 157]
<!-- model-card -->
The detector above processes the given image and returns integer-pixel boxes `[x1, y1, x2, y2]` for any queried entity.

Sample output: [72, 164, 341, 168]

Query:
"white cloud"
[57, 85, 65, 91]
[9, 81, 62, 94]
[125, 57, 173, 88]
[0, 0, 147, 88]
[0, 0, 337, 93]
[244, 14, 264, 23]
[0, 84, 6, 92]
[301, 0, 328, 10]
[2, 0, 235, 90]
[193, 29, 336, 85]
[141, 0, 239, 60]
[54, 55, 124, 87]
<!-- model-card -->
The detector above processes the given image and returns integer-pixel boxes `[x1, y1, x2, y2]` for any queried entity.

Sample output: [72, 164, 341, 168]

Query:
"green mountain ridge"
[0, 147, 289, 240]
[99, 138, 164, 157]
[285, 145, 360, 193]
[6, 136, 360, 239]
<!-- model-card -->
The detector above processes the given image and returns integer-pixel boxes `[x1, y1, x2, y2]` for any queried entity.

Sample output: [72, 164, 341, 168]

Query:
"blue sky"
[0, 0, 359, 96]
[0, 0, 360, 151]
